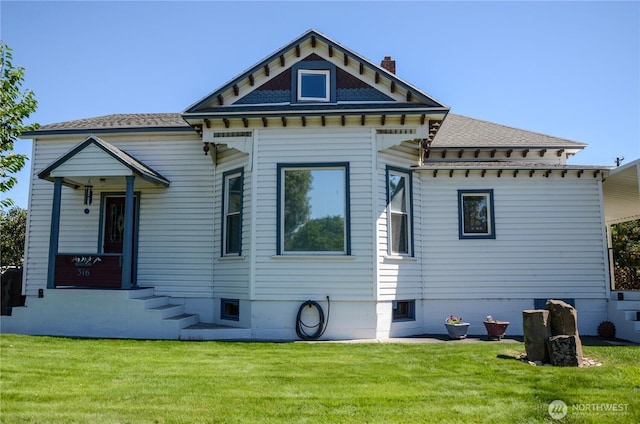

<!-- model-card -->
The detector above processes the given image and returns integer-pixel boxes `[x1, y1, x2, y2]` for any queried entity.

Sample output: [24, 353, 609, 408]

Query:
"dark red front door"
[104, 196, 137, 253]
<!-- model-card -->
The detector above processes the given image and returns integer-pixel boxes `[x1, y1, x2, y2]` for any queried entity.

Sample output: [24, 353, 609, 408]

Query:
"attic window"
[291, 61, 336, 104]
[298, 69, 330, 102]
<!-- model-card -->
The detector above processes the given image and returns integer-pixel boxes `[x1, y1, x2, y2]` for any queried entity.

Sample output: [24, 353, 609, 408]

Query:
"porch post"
[121, 175, 135, 289]
[46, 177, 63, 289]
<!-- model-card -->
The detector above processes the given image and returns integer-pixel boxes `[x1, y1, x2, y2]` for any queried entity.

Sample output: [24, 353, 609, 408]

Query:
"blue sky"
[2, 0, 639, 209]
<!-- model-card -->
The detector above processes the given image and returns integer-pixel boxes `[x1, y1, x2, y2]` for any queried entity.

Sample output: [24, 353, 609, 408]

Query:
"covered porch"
[602, 158, 640, 343]
[603, 158, 640, 291]
[37, 135, 170, 289]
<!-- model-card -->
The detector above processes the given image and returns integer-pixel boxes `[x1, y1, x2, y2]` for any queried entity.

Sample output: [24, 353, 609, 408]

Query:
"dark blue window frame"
[276, 162, 351, 255]
[386, 166, 414, 256]
[458, 189, 496, 239]
[222, 168, 244, 257]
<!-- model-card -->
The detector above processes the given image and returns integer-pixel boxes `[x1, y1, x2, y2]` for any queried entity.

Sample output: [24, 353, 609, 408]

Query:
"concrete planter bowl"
[445, 323, 470, 339]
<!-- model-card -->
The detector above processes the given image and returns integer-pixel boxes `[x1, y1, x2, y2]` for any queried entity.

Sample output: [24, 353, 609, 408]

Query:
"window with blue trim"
[458, 189, 495, 239]
[277, 163, 350, 255]
[387, 167, 413, 256]
[291, 61, 336, 103]
[222, 169, 243, 256]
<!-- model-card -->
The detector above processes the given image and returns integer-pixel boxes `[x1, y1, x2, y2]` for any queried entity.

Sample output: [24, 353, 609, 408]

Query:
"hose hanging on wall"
[295, 296, 330, 340]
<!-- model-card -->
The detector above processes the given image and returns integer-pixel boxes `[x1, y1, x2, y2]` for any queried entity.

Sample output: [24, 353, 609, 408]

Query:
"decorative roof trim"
[183, 106, 449, 120]
[414, 161, 610, 179]
[183, 29, 448, 114]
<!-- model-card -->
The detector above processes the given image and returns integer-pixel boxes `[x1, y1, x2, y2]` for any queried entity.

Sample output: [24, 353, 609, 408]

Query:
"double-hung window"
[458, 189, 495, 239]
[277, 163, 350, 255]
[387, 167, 413, 256]
[222, 169, 243, 256]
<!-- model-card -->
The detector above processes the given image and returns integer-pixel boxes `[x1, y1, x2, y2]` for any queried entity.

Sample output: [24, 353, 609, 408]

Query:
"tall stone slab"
[546, 299, 579, 336]
[546, 299, 583, 366]
[522, 310, 550, 362]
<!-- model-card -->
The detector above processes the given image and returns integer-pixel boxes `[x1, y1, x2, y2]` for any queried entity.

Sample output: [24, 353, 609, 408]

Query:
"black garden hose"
[295, 297, 330, 340]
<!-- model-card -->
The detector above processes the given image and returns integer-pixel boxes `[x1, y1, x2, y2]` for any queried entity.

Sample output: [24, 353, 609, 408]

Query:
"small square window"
[458, 190, 495, 239]
[392, 300, 415, 322]
[221, 299, 239, 321]
[297, 70, 330, 102]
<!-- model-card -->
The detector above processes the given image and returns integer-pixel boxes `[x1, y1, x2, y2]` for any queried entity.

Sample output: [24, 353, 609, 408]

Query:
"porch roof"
[603, 158, 640, 224]
[37, 135, 170, 188]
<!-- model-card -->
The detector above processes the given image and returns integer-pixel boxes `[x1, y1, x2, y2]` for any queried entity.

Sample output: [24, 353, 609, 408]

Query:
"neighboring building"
[2, 30, 637, 341]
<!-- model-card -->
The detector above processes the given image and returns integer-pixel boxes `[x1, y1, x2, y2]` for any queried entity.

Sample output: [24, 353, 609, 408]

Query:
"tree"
[0, 206, 26, 270]
[1, 42, 38, 208]
[611, 219, 640, 290]
[283, 169, 312, 242]
[285, 215, 345, 252]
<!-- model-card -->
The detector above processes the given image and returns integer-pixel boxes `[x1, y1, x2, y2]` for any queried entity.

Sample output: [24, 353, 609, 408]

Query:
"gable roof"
[38, 135, 170, 188]
[182, 29, 448, 122]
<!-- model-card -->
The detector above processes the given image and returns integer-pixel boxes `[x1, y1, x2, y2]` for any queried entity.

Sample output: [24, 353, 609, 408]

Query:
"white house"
[3, 30, 637, 341]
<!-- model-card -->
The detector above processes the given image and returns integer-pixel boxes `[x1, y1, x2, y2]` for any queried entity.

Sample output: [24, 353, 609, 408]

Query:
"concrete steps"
[180, 323, 252, 341]
[1, 288, 200, 340]
[608, 291, 640, 343]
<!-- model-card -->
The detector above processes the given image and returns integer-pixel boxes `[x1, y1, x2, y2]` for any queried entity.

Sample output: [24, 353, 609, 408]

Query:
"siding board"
[23, 134, 215, 298]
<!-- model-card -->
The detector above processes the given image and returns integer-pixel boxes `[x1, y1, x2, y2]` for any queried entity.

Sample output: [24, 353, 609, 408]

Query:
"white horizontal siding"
[377, 151, 424, 300]
[23, 133, 215, 298]
[50, 144, 132, 177]
[212, 150, 252, 300]
[420, 174, 607, 299]
[251, 127, 375, 301]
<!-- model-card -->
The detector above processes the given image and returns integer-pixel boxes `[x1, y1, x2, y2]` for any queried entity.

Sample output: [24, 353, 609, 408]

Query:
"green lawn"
[0, 335, 638, 423]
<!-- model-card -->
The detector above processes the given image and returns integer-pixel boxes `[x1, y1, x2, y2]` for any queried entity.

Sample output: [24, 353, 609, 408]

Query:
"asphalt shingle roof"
[27, 112, 587, 152]
[31, 113, 190, 133]
[433, 114, 587, 148]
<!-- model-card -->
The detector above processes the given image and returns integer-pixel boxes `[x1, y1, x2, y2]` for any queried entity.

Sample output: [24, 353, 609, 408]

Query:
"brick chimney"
[380, 56, 396, 74]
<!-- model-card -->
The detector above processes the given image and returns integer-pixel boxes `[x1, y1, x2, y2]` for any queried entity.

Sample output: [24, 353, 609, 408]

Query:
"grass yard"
[0, 335, 638, 423]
